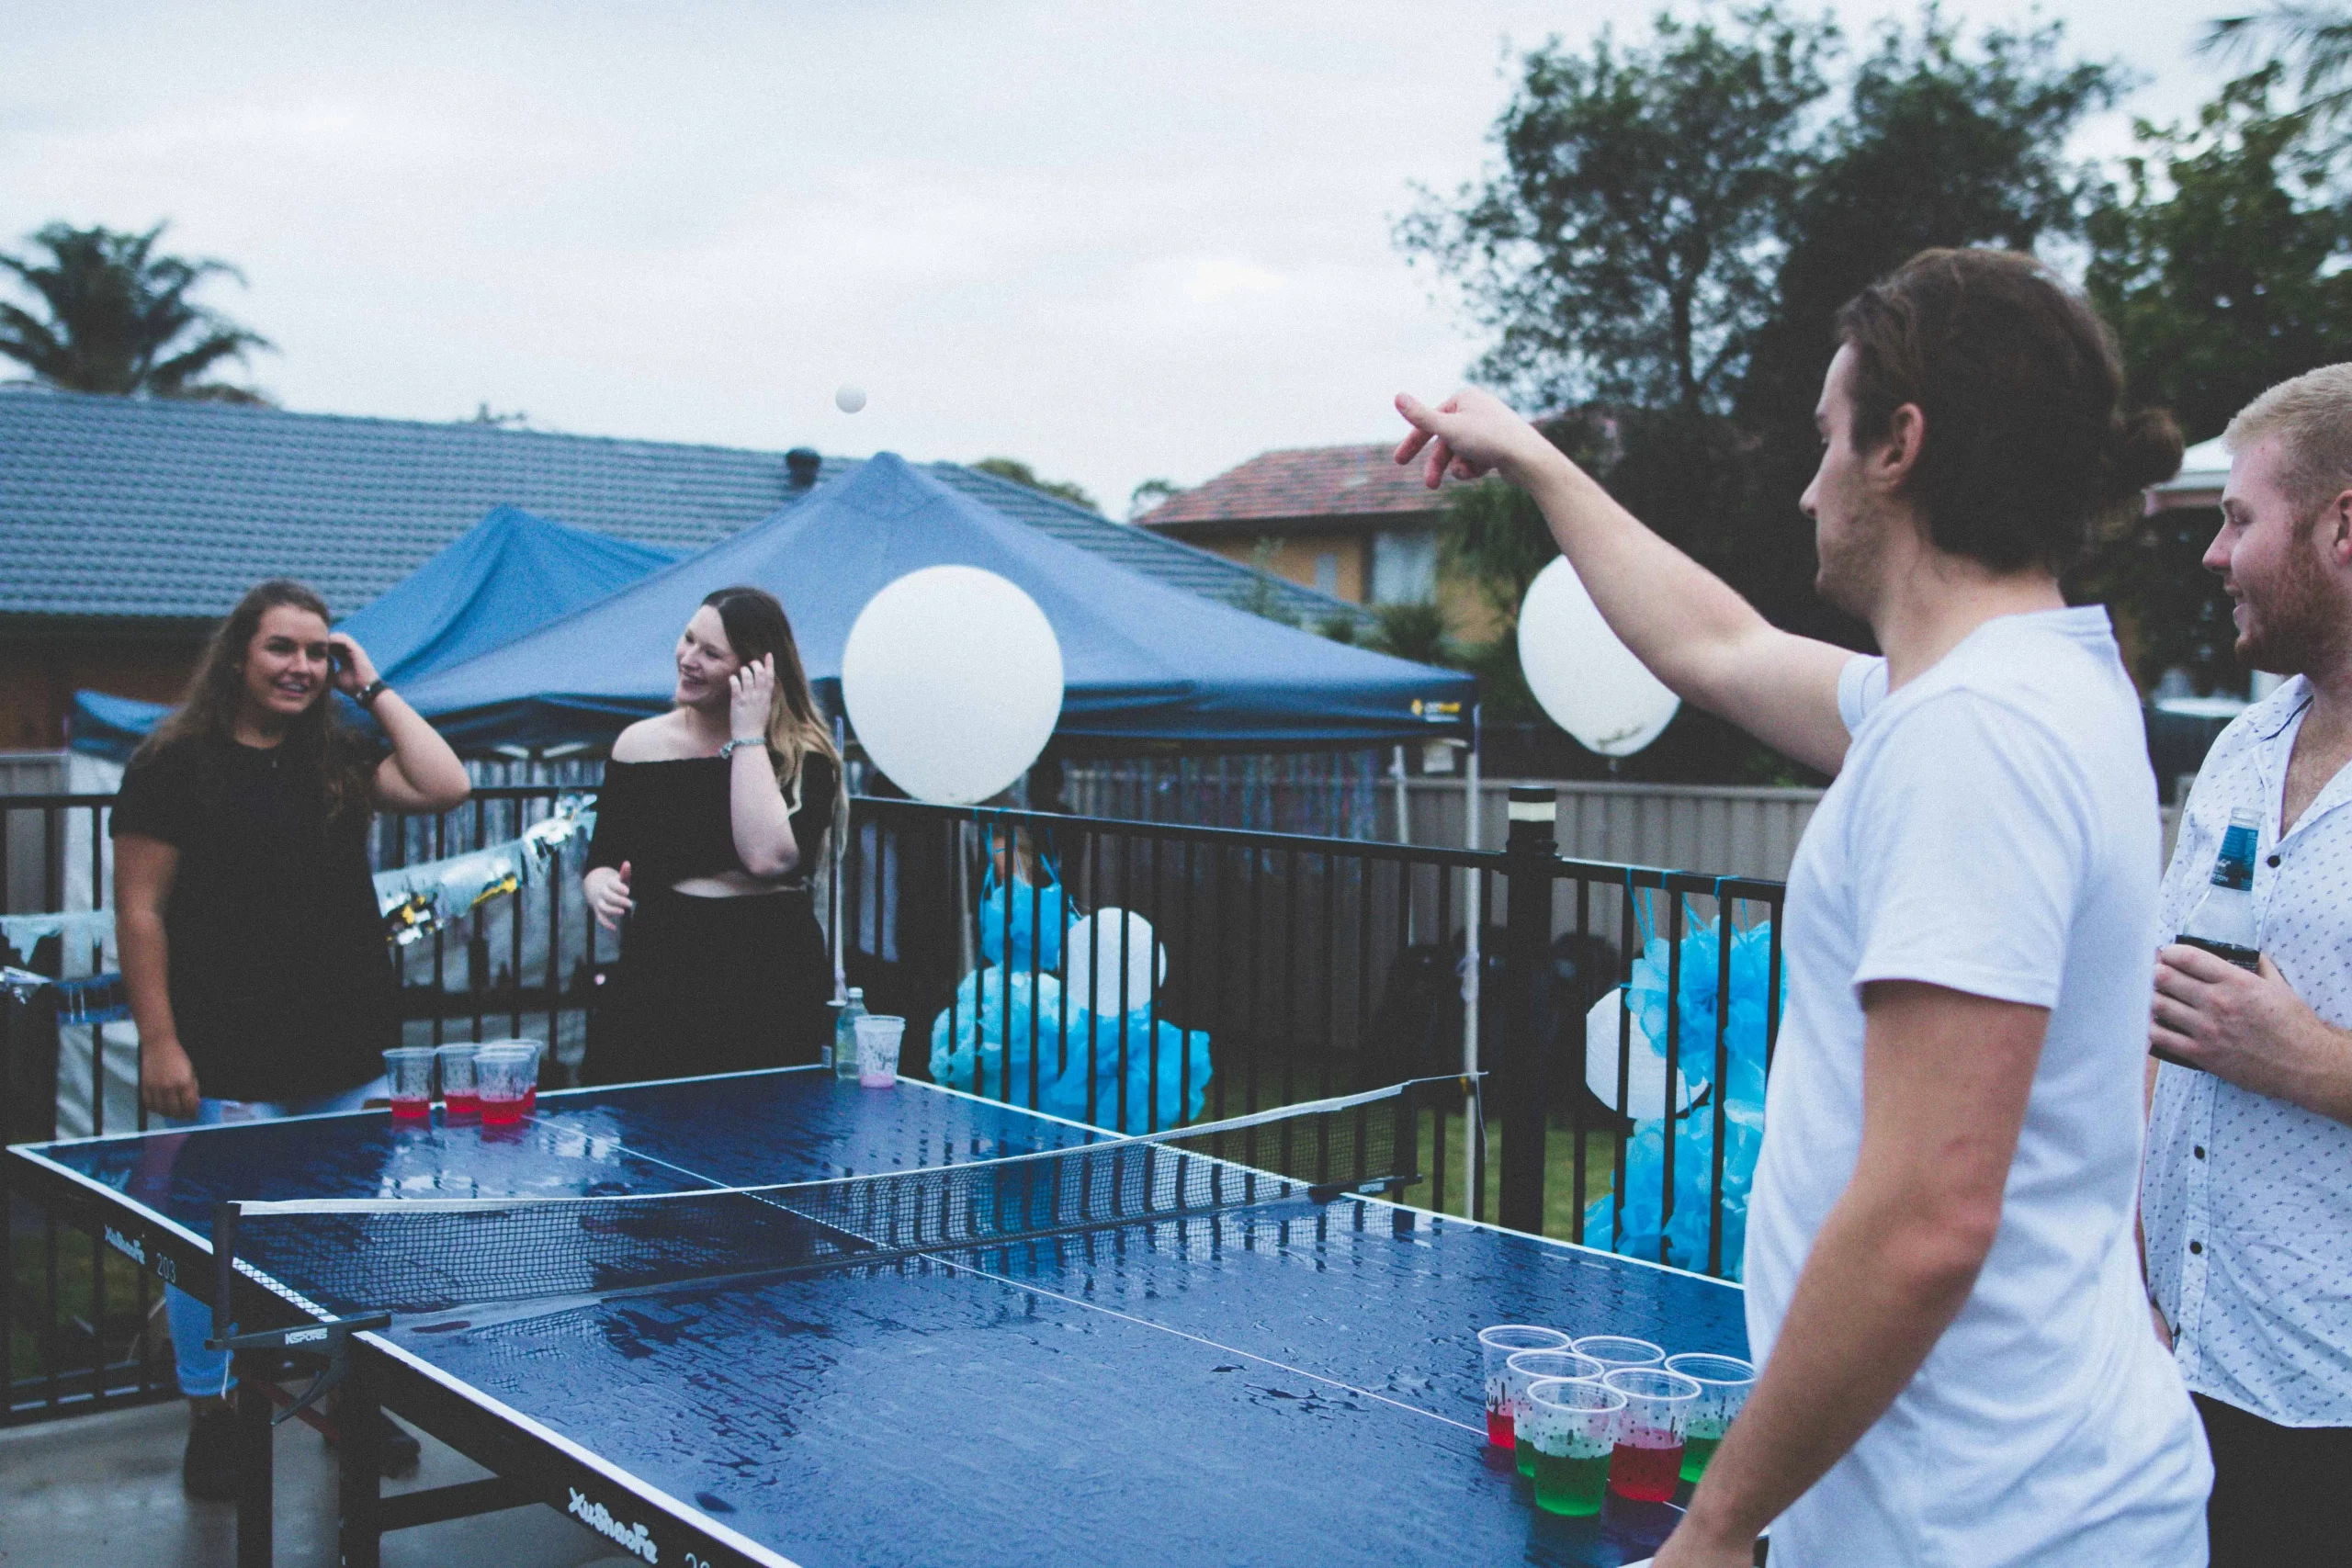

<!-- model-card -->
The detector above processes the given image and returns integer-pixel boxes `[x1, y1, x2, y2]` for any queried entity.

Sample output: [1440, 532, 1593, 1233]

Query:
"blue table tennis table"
[6, 1066, 1749, 1568]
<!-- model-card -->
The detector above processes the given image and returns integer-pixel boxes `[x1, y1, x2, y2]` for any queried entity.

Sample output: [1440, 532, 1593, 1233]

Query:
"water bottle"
[2177, 807, 2262, 971]
[834, 987, 868, 1081]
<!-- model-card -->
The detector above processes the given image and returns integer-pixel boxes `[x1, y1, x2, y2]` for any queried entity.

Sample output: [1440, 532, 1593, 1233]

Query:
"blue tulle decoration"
[928, 964, 1212, 1134]
[977, 864, 1065, 973]
[1584, 903, 1779, 1280]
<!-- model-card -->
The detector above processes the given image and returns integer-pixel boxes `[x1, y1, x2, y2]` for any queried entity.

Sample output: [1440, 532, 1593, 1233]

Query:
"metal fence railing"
[4, 781, 1782, 1427]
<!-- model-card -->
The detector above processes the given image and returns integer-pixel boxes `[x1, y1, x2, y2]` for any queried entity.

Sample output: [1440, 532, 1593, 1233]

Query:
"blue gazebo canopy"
[401, 453, 1474, 753]
[69, 505, 676, 760]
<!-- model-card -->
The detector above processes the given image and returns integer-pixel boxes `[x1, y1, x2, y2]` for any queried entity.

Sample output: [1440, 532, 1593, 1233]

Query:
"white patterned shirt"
[2145, 674, 2352, 1427]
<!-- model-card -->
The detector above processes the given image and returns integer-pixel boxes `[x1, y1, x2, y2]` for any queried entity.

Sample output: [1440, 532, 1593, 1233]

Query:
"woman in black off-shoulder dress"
[581, 586, 839, 1085]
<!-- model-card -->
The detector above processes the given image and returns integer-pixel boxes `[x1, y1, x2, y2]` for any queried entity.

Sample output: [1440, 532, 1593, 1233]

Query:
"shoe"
[325, 1407, 423, 1479]
[373, 1412, 422, 1479]
[182, 1403, 241, 1501]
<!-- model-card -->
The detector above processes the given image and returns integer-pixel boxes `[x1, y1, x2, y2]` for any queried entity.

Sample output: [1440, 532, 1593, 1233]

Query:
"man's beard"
[1814, 505, 1889, 622]
[2237, 522, 2344, 676]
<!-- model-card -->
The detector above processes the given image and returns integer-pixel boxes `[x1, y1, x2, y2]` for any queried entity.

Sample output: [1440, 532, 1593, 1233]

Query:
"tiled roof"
[1139, 442, 1462, 530]
[0, 388, 1361, 628]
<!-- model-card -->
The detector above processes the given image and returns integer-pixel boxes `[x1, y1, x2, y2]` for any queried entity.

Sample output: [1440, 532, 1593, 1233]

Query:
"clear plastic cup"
[1664, 1352, 1756, 1482]
[382, 1048, 435, 1122]
[1478, 1325, 1573, 1450]
[1574, 1334, 1666, 1375]
[1523, 1379, 1625, 1517]
[435, 1043, 479, 1119]
[475, 1038, 545, 1112]
[853, 1015, 905, 1088]
[1602, 1367, 1702, 1502]
[1503, 1350, 1605, 1476]
[475, 1044, 538, 1125]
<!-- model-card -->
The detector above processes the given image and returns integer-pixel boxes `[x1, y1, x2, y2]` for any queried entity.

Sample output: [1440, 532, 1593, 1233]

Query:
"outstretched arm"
[1396, 389, 1853, 774]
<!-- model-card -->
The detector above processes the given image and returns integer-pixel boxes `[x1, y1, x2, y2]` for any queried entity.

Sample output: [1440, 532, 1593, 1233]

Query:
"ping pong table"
[6, 1066, 1749, 1568]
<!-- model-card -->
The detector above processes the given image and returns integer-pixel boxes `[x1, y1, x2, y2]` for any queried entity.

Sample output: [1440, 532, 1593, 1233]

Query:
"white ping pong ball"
[835, 385, 867, 413]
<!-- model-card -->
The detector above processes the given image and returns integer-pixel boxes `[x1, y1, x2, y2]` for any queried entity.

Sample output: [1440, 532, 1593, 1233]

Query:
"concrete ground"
[0, 1398, 628, 1567]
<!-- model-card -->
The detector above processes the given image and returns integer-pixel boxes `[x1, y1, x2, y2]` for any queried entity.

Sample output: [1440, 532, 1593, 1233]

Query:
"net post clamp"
[206, 1312, 392, 1427]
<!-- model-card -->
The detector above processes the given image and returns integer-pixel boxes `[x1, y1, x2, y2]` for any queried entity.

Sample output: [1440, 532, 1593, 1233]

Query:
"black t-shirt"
[111, 733, 396, 1102]
[589, 750, 837, 889]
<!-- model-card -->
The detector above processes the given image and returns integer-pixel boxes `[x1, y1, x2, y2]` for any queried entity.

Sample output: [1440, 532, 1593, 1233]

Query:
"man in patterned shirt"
[2147, 364, 2352, 1565]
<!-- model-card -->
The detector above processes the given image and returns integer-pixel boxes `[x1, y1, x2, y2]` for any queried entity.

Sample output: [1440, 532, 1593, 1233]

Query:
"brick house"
[0, 389, 1356, 751]
[1136, 444, 1497, 638]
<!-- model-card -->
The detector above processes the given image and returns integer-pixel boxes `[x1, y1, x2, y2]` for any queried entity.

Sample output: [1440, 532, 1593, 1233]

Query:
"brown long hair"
[700, 586, 838, 807]
[139, 579, 376, 819]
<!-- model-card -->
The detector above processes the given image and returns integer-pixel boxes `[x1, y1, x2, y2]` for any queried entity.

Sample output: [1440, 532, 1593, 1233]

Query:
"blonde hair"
[2224, 363, 2352, 519]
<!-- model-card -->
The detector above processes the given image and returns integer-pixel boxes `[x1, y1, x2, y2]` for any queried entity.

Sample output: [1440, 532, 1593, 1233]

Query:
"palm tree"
[0, 221, 272, 401]
[2207, 5, 2352, 128]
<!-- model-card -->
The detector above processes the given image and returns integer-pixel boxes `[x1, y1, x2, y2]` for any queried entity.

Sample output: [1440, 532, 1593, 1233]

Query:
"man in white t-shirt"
[1394, 248, 2211, 1566]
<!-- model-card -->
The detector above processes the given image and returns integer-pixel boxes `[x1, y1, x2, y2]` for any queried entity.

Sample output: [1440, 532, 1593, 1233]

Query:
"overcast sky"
[6, 1, 2242, 516]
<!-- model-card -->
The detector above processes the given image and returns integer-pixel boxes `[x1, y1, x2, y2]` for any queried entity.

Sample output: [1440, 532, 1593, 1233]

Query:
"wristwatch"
[719, 738, 764, 760]
[355, 680, 390, 710]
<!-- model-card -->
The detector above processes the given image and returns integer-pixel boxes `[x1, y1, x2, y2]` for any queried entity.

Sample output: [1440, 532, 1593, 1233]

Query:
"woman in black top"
[582, 585, 840, 1085]
[111, 578, 470, 1495]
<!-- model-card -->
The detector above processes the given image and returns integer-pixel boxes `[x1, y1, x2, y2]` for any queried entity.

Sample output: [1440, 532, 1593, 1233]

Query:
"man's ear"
[2323, 489, 2352, 569]
[1873, 402, 1927, 491]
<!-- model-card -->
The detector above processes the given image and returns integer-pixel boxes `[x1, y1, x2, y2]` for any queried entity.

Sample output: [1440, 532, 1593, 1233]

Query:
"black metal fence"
[4, 781, 1782, 1427]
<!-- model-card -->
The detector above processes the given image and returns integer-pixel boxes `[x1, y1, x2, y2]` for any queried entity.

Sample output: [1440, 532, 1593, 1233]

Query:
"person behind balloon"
[111, 577, 471, 1498]
[582, 586, 841, 1084]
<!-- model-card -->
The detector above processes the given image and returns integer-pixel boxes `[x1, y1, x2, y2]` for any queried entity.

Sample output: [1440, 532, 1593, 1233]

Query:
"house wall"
[0, 633, 205, 750]
[1182, 530, 1372, 606]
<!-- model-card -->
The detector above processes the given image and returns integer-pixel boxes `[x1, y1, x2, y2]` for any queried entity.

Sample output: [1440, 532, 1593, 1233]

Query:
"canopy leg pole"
[1463, 715, 1483, 1209]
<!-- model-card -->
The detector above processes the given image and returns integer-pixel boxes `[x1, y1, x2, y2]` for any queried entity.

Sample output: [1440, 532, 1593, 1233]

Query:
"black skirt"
[582, 886, 832, 1087]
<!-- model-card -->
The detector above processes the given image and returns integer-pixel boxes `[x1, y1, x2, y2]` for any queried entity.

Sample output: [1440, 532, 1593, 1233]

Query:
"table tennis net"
[220, 1078, 1433, 1321]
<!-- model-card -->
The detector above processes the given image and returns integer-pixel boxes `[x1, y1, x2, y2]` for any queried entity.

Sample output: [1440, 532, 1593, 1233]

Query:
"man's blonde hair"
[2224, 363, 2352, 517]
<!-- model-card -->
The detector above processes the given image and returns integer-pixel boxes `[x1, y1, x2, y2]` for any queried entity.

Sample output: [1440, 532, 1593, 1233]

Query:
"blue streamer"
[1585, 898, 1779, 1280]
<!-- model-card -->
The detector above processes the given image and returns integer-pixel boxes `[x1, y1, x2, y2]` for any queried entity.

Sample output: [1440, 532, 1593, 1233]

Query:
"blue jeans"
[163, 1079, 385, 1396]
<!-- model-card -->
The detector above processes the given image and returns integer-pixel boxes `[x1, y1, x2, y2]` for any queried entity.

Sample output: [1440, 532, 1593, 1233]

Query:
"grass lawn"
[1397, 1108, 1623, 1244]
[8, 1217, 164, 1388]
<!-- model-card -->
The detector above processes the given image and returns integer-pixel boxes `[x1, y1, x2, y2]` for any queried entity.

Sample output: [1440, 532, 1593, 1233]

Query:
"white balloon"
[1519, 557, 1679, 757]
[835, 384, 866, 413]
[842, 566, 1063, 805]
[1064, 908, 1165, 1018]
[1585, 987, 1697, 1116]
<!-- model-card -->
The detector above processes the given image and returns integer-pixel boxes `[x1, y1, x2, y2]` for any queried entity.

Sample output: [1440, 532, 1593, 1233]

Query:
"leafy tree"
[2205, 4, 2352, 140]
[1363, 601, 1454, 667]
[1397, 6, 1836, 417]
[0, 221, 271, 400]
[1400, 8, 2131, 777]
[971, 457, 1097, 512]
[2086, 69, 2352, 442]
[2080, 65, 2352, 690]
[1740, 11, 2125, 646]
[1127, 477, 1182, 519]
